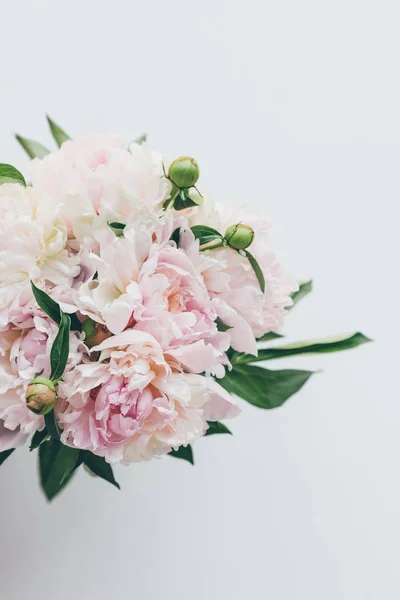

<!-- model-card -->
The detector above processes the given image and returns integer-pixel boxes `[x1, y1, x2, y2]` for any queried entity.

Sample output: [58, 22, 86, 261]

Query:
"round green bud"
[168, 156, 200, 189]
[82, 318, 112, 348]
[224, 223, 255, 250]
[26, 377, 57, 416]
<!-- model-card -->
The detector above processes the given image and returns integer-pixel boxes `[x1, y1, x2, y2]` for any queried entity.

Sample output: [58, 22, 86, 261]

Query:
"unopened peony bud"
[26, 377, 57, 416]
[82, 318, 112, 348]
[224, 223, 255, 250]
[168, 156, 200, 189]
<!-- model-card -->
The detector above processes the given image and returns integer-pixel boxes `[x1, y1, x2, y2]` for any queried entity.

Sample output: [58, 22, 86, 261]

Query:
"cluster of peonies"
[0, 133, 297, 464]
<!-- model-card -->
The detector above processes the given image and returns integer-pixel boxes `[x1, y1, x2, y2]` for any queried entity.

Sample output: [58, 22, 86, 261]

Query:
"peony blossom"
[57, 330, 239, 463]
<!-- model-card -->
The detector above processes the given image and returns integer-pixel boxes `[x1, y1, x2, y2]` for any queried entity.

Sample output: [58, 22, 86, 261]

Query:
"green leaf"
[46, 115, 70, 147]
[219, 364, 314, 409]
[0, 163, 26, 186]
[170, 227, 181, 245]
[0, 448, 15, 466]
[108, 221, 126, 236]
[83, 452, 120, 489]
[173, 190, 201, 211]
[215, 317, 233, 332]
[191, 225, 222, 239]
[235, 332, 372, 364]
[205, 421, 232, 436]
[190, 225, 223, 248]
[245, 250, 265, 293]
[169, 445, 194, 464]
[15, 135, 50, 159]
[289, 280, 313, 309]
[30, 428, 49, 450]
[50, 312, 71, 381]
[30, 281, 81, 331]
[39, 439, 79, 501]
[256, 332, 284, 343]
[44, 411, 61, 440]
[133, 134, 147, 145]
[31, 281, 61, 322]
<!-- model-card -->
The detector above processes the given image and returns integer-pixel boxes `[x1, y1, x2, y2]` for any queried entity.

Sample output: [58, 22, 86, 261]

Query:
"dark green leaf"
[31, 281, 81, 331]
[0, 163, 26, 186]
[44, 411, 61, 440]
[50, 312, 71, 381]
[108, 221, 126, 236]
[169, 445, 194, 464]
[30, 428, 49, 450]
[46, 115, 70, 147]
[219, 364, 314, 409]
[235, 332, 372, 364]
[84, 452, 120, 489]
[0, 448, 14, 466]
[173, 190, 201, 211]
[170, 228, 181, 245]
[15, 135, 50, 159]
[289, 280, 313, 309]
[191, 225, 222, 239]
[39, 439, 79, 501]
[205, 421, 232, 436]
[245, 250, 265, 293]
[257, 332, 284, 343]
[31, 281, 61, 322]
[215, 317, 233, 332]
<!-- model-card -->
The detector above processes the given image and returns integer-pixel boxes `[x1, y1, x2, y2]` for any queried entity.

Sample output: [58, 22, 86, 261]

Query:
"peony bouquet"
[0, 117, 369, 500]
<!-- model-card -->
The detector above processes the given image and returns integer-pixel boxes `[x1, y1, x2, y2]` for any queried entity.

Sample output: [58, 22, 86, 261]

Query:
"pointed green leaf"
[50, 312, 71, 381]
[245, 250, 265, 293]
[257, 332, 284, 343]
[0, 448, 15, 466]
[30, 428, 49, 450]
[173, 190, 201, 211]
[31, 281, 61, 323]
[289, 280, 313, 309]
[46, 115, 70, 147]
[15, 135, 50, 159]
[205, 421, 232, 436]
[191, 225, 222, 239]
[169, 445, 194, 464]
[235, 332, 371, 364]
[44, 411, 61, 440]
[108, 221, 126, 236]
[84, 452, 120, 489]
[30, 281, 81, 331]
[215, 318, 233, 333]
[0, 163, 26, 186]
[219, 364, 314, 409]
[39, 439, 79, 500]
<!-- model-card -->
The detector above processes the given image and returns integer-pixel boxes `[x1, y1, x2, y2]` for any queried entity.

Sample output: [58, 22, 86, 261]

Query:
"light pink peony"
[30, 135, 171, 241]
[57, 330, 239, 463]
[0, 317, 85, 447]
[0, 183, 81, 329]
[180, 203, 298, 355]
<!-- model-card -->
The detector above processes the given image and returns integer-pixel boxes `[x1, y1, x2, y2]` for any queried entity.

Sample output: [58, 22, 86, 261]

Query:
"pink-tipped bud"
[26, 377, 57, 416]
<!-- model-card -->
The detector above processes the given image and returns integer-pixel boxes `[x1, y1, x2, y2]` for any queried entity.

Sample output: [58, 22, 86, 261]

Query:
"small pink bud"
[26, 377, 57, 416]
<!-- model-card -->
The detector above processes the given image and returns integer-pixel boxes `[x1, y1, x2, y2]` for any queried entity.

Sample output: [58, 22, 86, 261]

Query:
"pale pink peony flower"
[0, 183, 81, 329]
[179, 202, 298, 354]
[30, 135, 171, 241]
[57, 330, 239, 463]
[76, 215, 230, 377]
[0, 317, 85, 449]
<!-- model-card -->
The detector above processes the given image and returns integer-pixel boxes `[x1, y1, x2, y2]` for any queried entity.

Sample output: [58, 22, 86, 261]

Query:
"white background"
[0, 1, 398, 599]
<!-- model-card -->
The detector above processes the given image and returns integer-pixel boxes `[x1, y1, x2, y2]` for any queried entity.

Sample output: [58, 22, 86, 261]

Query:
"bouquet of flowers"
[0, 117, 369, 500]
